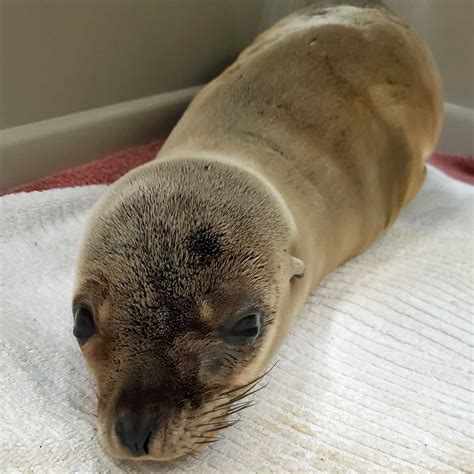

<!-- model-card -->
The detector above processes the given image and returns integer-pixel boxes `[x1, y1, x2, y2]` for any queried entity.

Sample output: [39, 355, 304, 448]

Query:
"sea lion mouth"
[186, 371, 271, 436]
[98, 366, 274, 461]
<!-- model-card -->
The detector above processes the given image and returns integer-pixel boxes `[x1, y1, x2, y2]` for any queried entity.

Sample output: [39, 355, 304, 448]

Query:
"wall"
[0, 0, 265, 129]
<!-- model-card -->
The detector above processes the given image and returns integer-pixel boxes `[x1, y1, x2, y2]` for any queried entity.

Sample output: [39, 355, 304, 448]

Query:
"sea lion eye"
[73, 306, 95, 342]
[227, 312, 262, 343]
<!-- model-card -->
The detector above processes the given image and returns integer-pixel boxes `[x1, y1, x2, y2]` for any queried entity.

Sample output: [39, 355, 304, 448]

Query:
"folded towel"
[0, 166, 472, 472]
[2, 138, 473, 196]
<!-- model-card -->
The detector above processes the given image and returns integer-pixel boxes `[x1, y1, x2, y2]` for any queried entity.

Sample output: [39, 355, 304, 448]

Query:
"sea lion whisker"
[212, 400, 252, 416]
[219, 361, 277, 398]
[206, 413, 242, 424]
[197, 384, 230, 398]
[208, 397, 243, 410]
[225, 379, 269, 404]
[220, 375, 263, 395]
[182, 446, 202, 460]
[197, 406, 226, 418]
[197, 364, 271, 402]
[227, 381, 269, 405]
[226, 401, 257, 416]
[201, 420, 240, 434]
[195, 397, 240, 418]
[212, 377, 266, 406]
[194, 440, 218, 446]
[213, 380, 259, 402]
[193, 432, 219, 441]
[205, 398, 236, 411]
[191, 434, 219, 442]
[183, 444, 194, 450]
[219, 375, 265, 397]
[197, 418, 240, 430]
[195, 422, 228, 428]
[183, 444, 201, 453]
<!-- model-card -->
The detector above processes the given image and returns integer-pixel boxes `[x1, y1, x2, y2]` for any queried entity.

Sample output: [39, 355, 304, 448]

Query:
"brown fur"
[74, 0, 442, 461]
[74, 159, 297, 459]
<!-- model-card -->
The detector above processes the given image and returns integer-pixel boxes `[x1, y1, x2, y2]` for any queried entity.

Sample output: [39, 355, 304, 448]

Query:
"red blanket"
[3, 138, 473, 195]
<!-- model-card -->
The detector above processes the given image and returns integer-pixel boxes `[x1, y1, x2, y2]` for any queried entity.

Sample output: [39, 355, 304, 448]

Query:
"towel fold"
[2, 138, 472, 196]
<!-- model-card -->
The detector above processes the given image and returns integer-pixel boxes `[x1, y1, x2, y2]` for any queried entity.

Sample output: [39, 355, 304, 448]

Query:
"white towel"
[0, 166, 472, 473]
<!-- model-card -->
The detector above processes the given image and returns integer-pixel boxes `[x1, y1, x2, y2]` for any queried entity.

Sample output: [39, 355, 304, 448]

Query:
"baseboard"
[0, 86, 202, 191]
[0, 92, 471, 191]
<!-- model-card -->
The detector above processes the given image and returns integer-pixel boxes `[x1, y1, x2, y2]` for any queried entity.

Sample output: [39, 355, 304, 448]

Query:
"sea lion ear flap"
[291, 256, 305, 279]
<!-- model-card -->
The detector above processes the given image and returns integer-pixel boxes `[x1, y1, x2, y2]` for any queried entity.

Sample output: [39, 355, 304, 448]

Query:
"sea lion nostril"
[143, 431, 152, 455]
[115, 411, 155, 457]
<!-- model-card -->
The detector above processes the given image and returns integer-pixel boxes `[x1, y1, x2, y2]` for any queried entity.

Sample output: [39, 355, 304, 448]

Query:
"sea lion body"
[73, 0, 442, 461]
[156, 0, 442, 363]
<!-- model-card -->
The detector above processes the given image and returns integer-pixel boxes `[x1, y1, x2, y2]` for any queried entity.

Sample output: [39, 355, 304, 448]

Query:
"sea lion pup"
[73, 0, 442, 461]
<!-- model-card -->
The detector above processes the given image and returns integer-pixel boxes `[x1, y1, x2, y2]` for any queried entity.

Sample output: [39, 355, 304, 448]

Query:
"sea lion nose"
[115, 409, 155, 457]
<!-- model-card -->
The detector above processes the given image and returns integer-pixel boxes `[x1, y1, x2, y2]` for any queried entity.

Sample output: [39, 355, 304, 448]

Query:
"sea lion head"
[73, 158, 304, 460]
